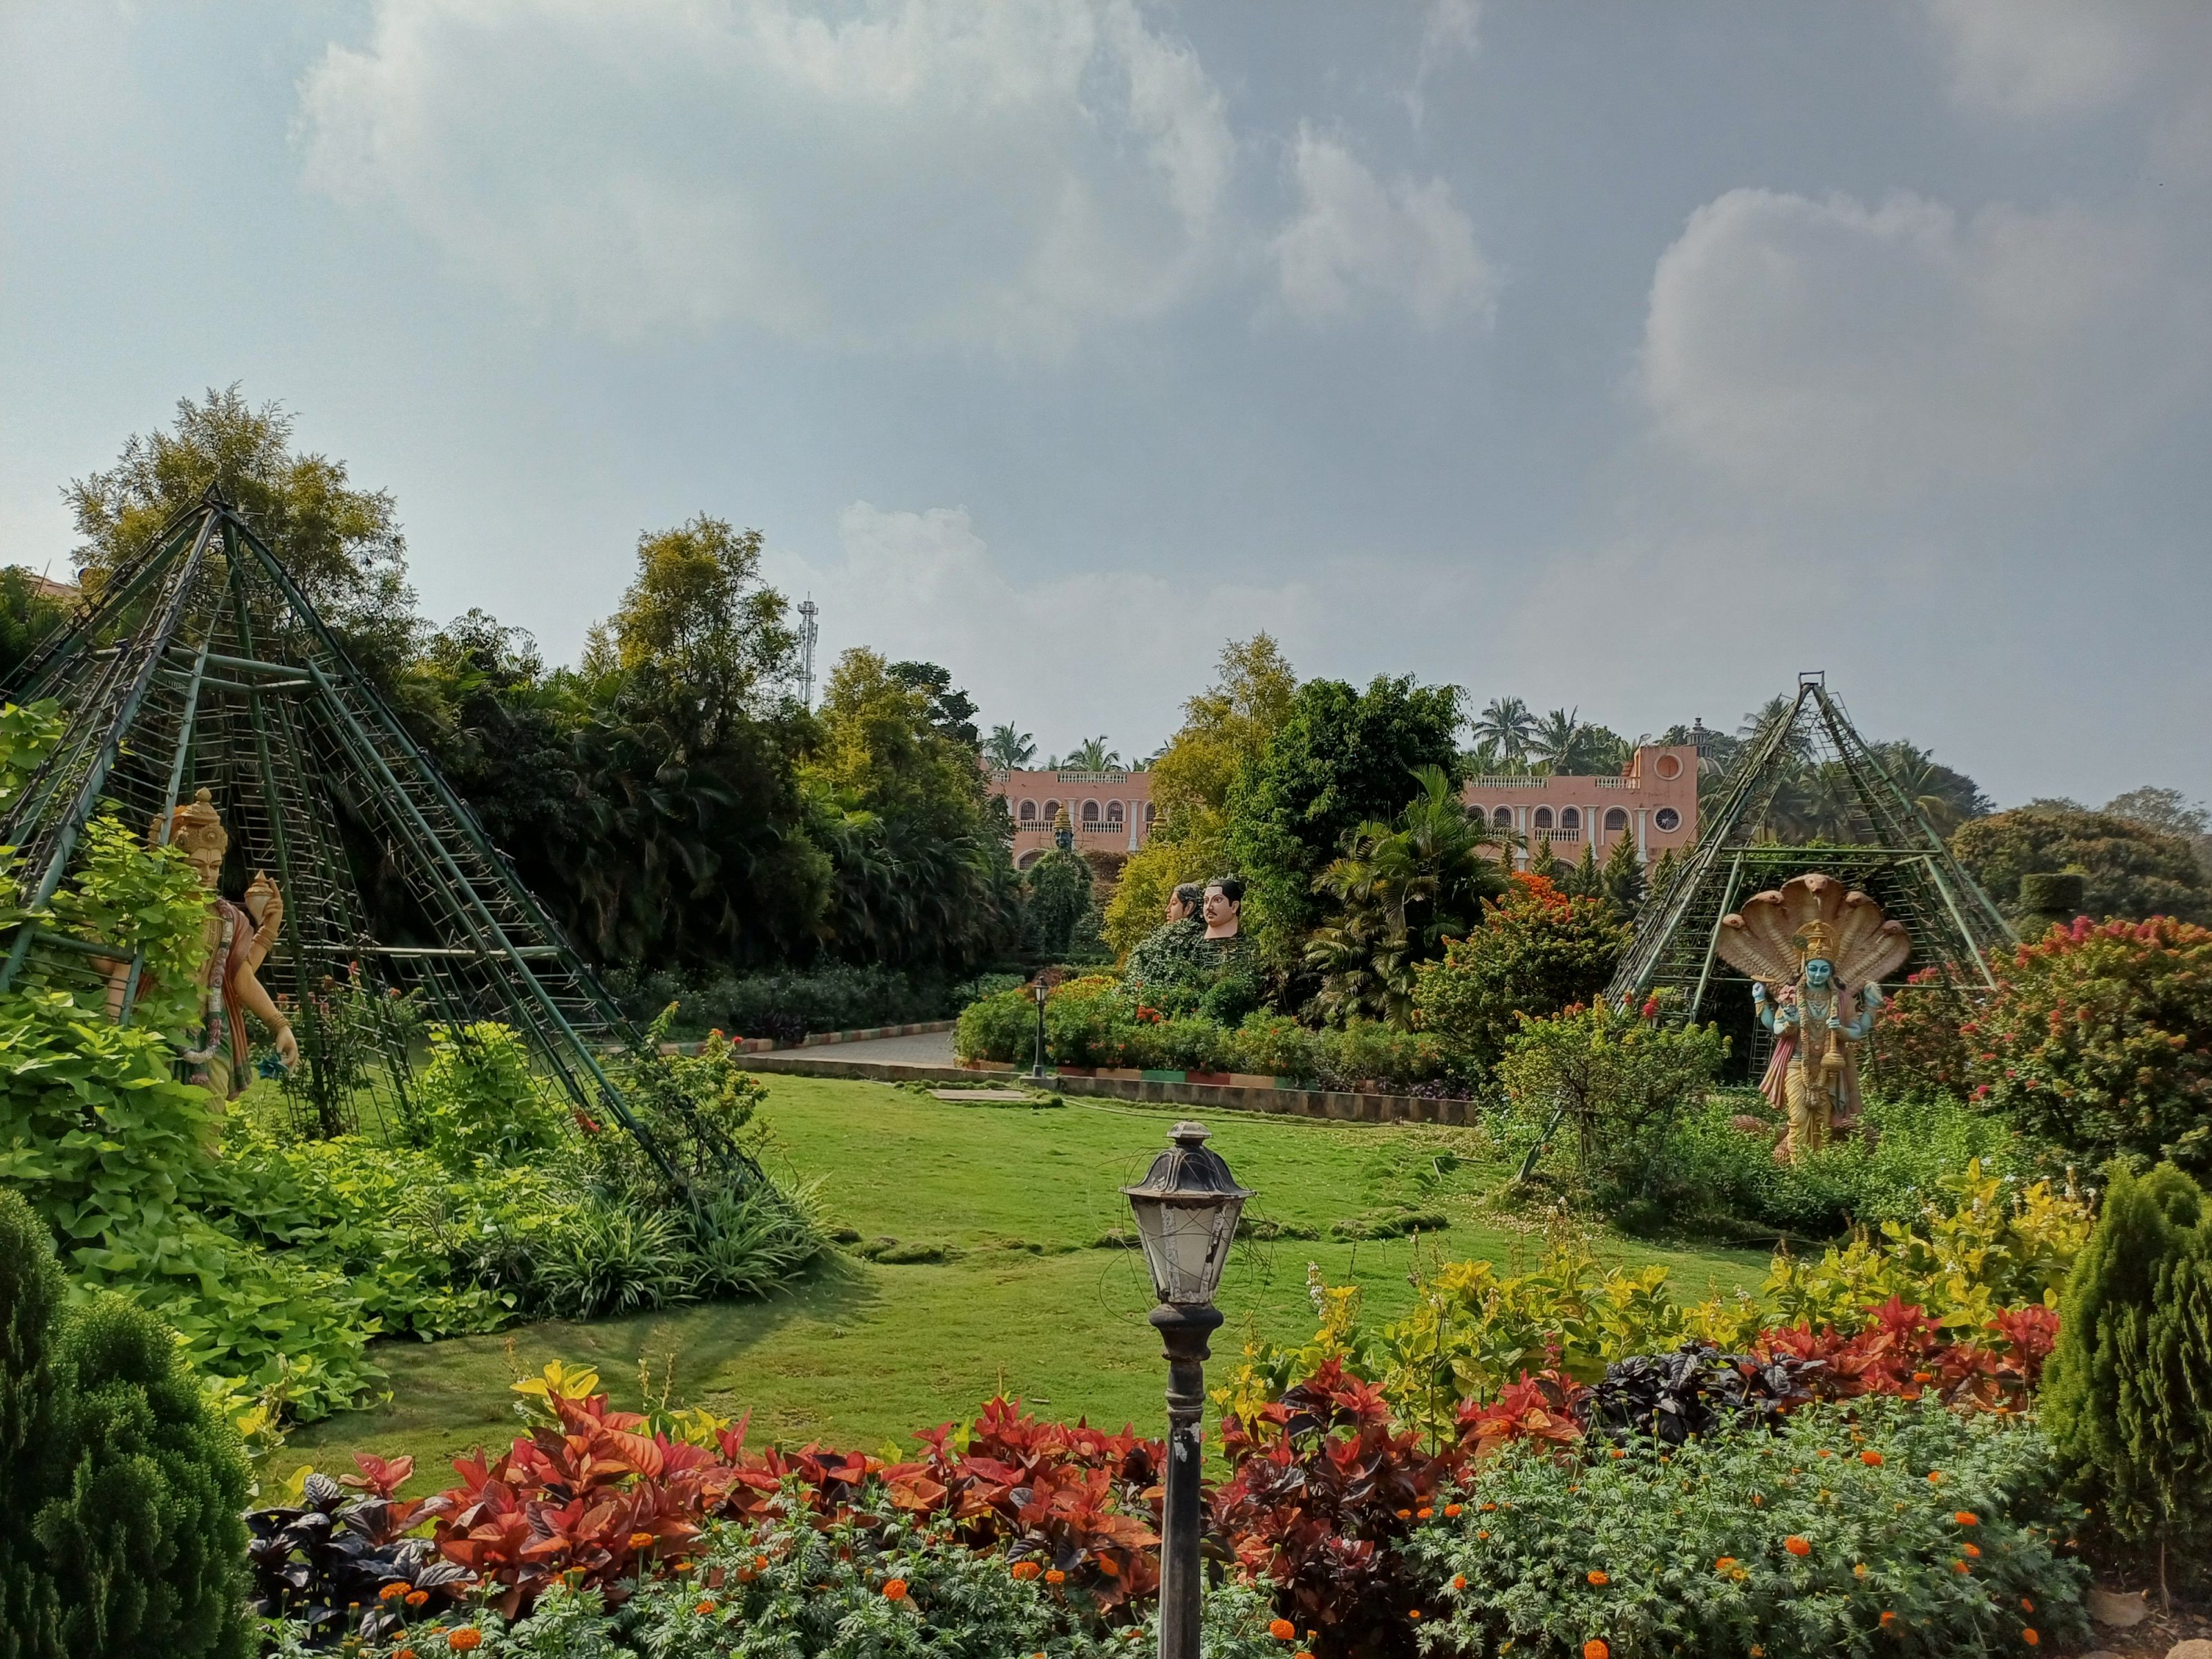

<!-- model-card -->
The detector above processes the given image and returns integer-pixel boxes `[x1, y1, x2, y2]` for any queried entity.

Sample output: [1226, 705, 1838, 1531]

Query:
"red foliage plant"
[1753, 1297, 2051, 1413]
[417, 1382, 1163, 1616]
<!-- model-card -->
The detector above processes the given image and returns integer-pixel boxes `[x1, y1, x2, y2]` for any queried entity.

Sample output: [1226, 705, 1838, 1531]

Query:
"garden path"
[792, 1028, 959, 1065]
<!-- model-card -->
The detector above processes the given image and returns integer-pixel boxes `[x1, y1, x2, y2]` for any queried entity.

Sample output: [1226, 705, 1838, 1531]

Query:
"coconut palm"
[1528, 707, 1582, 770]
[1066, 735, 1121, 770]
[1470, 696, 1539, 763]
[984, 724, 1036, 771]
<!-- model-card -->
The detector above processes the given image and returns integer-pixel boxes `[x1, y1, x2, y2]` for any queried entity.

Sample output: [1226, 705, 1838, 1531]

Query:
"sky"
[2, 0, 2208, 807]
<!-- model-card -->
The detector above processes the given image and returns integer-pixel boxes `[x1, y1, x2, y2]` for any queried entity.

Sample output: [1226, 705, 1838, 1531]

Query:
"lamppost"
[1028, 977, 1050, 1081]
[1122, 1122, 1250, 1659]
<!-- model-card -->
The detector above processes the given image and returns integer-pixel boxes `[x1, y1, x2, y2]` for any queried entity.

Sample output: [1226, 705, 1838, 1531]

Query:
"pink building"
[993, 768, 1156, 870]
[1462, 744, 1699, 868]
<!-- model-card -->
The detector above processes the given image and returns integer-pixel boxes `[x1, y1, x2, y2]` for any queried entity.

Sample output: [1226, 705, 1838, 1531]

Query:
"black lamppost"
[1122, 1122, 1250, 1659]
[1028, 977, 1050, 1081]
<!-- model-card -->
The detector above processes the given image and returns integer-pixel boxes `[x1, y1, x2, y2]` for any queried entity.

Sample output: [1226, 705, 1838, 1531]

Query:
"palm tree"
[984, 724, 1035, 771]
[1470, 696, 1539, 764]
[1528, 706, 1582, 771]
[1067, 735, 1121, 770]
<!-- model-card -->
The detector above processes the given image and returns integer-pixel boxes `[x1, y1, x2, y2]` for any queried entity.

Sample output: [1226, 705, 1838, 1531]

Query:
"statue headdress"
[1715, 872, 1909, 991]
[150, 787, 227, 858]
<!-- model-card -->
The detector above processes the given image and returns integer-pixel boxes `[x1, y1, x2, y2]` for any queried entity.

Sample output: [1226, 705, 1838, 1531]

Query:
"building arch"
[1492, 805, 1512, 827]
[1106, 800, 1124, 824]
[1533, 806, 1554, 830]
[1043, 799, 1061, 823]
[1560, 807, 1582, 832]
[1016, 850, 1046, 872]
[1018, 799, 1038, 824]
[1604, 806, 1628, 834]
[1080, 799, 1100, 824]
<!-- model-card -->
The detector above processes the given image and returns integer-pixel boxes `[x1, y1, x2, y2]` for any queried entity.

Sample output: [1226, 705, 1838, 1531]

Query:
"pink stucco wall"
[991, 768, 1155, 870]
[1462, 744, 1699, 866]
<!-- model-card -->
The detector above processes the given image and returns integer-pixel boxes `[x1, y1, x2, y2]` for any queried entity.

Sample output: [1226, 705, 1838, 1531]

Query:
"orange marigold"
[379, 1584, 410, 1602]
[2022, 1630, 2038, 1647]
[1444, 1503, 1463, 1517]
[1953, 1511, 1980, 1526]
[1417, 1507, 1434, 1519]
[1452, 1575, 1468, 1591]
[1046, 1569, 1067, 1585]
[628, 1532, 656, 1550]
[1011, 1561, 1042, 1582]
[1587, 1571, 1609, 1586]
[884, 1579, 910, 1601]
[694, 1600, 716, 1615]
[1860, 1450, 1883, 1466]
[1964, 1544, 1982, 1559]
[1408, 1610, 1422, 1622]
[1880, 1611, 1896, 1629]
[405, 1592, 430, 1609]
[1396, 1509, 1412, 1520]
[1269, 1618, 1296, 1641]
[1715, 1557, 1737, 1571]
[447, 1634, 482, 1654]
[1477, 1530, 1490, 1541]
[1583, 1642, 1609, 1659]
[1783, 1537, 1811, 1557]
[2021, 1598, 2034, 1613]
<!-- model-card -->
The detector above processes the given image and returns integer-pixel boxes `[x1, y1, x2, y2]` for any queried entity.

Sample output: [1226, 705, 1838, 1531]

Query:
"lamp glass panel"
[1127, 1194, 1246, 1304]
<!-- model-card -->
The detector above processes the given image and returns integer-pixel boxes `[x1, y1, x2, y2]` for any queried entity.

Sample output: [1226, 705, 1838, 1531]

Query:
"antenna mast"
[798, 596, 819, 710]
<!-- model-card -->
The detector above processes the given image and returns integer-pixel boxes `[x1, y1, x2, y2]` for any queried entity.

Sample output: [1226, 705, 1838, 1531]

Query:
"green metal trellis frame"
[1, 491, 749, 1188]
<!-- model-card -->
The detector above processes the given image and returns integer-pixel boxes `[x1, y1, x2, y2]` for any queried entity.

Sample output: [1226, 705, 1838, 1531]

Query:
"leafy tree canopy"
[1953, 805, 2211, 926]
[66, 384, 415, 681]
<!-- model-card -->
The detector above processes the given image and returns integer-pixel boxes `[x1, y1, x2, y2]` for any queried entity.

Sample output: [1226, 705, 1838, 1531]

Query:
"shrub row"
[609, 964, 1022, 1044]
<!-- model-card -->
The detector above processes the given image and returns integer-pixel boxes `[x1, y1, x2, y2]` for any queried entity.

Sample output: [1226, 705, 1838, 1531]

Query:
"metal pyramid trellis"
[1605, 673, 2013, 1065]
[0, 489, 710, 1185]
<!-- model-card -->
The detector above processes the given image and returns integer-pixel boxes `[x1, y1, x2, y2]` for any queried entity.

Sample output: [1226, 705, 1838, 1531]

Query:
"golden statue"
[1716, 872, 1908, 1162]
[147, 789, 299, 1098]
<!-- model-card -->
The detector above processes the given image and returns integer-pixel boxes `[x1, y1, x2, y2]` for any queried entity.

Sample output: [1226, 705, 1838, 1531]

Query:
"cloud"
[1270, 126, 1495, 327]
[768, 503, 1311, 750]
[1638, 187, 2212, 501]
[1405, 0, 1479, 126]
[1923, 1, 2212, 174]
[296, 0, 1236, 354]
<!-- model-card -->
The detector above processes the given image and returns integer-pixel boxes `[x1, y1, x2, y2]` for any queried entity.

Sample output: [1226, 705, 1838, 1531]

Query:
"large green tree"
[66, 386, 416, 682]
[1953, 805, 2211, 925]
[1224, 673, 1463, 959]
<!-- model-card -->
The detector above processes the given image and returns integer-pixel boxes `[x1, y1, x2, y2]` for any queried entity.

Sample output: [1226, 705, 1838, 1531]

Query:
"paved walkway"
[793, 1028, 959, 1066]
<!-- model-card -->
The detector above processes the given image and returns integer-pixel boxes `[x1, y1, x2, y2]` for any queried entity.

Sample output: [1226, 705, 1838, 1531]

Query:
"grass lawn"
[283, 1074, 1769, 1492]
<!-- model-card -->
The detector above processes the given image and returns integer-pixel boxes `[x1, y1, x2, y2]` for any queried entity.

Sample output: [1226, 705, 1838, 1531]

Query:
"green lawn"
[283, 1075, 1768, 1492]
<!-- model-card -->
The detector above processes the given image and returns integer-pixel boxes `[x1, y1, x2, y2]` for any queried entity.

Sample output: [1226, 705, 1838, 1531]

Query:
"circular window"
[1655, 753, 1683, 780]
[1654, 807, 1681, 832]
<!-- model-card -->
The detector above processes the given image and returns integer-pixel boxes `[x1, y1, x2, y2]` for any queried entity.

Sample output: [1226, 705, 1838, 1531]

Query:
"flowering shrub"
[337, 1510, 1284, 1659]
[1878, 915, 2212, 1171]
[1406, 1398, 2088, 1659]
[1411, 876, 1630, 1071]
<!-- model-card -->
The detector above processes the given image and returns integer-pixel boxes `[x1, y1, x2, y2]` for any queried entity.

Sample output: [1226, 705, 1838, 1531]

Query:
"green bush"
[531, 1196, 695, 1320]
[1412, 874, 1629, 1071]
[0, 1187, 252, 1659]
[408, 1022, 568, 1167]
[1230, 1012, 1322, 1082]
[1313, 1018, 1461, 1093]
[2042, 1161, 2212, 1591]
[613, 962, 1011, 1043]
[955, 984, 1036, 1066]
[1642, 1092, 2039, 1239]
[1407, 1397, 2087, 1659]
[1496, 1002, 1727, 1214]
[683, 1181, 827, 1300]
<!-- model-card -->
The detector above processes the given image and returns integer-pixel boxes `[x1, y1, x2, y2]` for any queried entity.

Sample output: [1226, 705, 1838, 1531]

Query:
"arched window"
[1145, 802, 1157, 825]
[1604, 806, 1627, 834]
[1492, 805, 1512, 827]
[1560, 807, 1582, 831]
[1533, 807, 1554, 830]
[1106, 800, 1124, 823]
[1018, 800, 1037, 823]
[1016, 850, 1044, 872]
[1081, 799, 1100, 824]
[1043, 799, 1061, 823]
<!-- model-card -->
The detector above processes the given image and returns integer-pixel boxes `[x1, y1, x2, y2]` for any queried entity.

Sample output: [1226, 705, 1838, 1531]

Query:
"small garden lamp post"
[1028, 977, 1050, 1080]
[1122, 1122, 1250, 1659]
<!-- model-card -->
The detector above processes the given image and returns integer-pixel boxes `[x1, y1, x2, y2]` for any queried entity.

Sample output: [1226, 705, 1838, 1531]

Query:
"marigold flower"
[1477, 1530, 1490, 1541]
[1453, 1575, 1468, 1591]
[673, 1561, 693, 1574]
[1953, 1559, 1970, 1574]
[1269, 1618, 1296, 1641]
[1583, 1642, 1609, 1659]
[1927, 1472, 1943, 1483]
[395, 1651, 417, 1659]
[1860, 1450, 1883, 1466]
[2022, 1631, 2038, 1647]
[884, 1579, 909, 1601]
[1480, 1502, 1497, 1512]
[405, 1592, 429, 1609]
[1817, 1449, 1833, 1459]
[628, 1531, 656, 1550]
[1953, 1511, 1980, 1526]
[447, 1634, 482, 1654]
[1714, 1557, 1737, 1571]
[379, 1584, 410, 1602]
[1880, 1611, 1896, 1629]
[1417, 1507, 1434, 1519]
[1444, 1503, 1463, 1517]
[2021, 1597, 2034, 1613]
[694, 1600, 716, 1615]
[1045, 1569, 1066, 1585]
[1609, 1448, 1625, 1459]
[1784, 1536, 1811, 1557]
[1587, 1571, 1609, 1586]
[1396, 1508, 1412, 1520]
[1409, 1610, 1423, 1621]
[1011, 1560, 1042, 1581]
[755, 1555, 769, 1571]
[1853, 1563, 1867, 1580]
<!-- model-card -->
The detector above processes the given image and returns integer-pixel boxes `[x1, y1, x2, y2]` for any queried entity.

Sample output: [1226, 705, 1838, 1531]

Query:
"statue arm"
[229, 965, 299, 1069]
[1842, 983, 1883, 1039]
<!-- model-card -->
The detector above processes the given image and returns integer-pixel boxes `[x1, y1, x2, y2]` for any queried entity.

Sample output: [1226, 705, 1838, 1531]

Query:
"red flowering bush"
[1412, 874, 1630, 1070]
[1880, 916, 2212, 1171]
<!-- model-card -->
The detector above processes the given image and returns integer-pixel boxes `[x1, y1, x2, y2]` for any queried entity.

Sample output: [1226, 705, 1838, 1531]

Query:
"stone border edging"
[733, 1049, 1477, 1125]
[662, 1018, 957, 1056]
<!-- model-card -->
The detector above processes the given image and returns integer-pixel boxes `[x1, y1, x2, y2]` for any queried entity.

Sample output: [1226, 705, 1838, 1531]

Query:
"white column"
[1636, 808, 1648, 860]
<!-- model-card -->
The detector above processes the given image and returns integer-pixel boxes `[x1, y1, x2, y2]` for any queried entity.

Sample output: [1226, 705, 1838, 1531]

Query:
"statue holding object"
[1716, 872, 1909, 1162]
[147, 789, 299, 1099]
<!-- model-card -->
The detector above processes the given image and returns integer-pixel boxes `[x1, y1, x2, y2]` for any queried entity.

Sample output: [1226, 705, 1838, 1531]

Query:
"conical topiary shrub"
[0, 1185, 252, 1658]
[2041, 1162, 2212, 1597]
